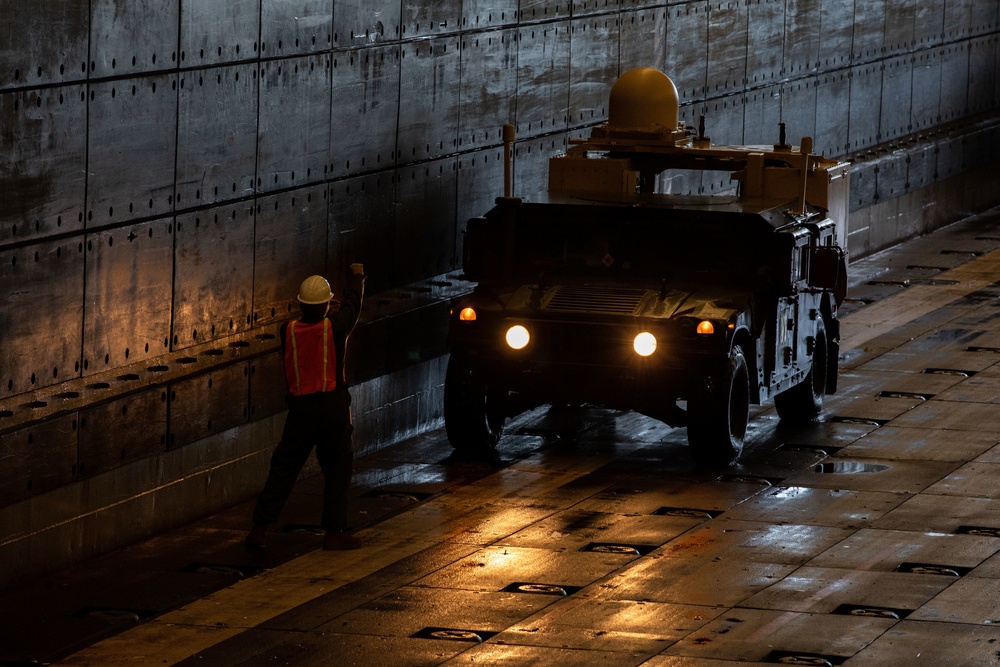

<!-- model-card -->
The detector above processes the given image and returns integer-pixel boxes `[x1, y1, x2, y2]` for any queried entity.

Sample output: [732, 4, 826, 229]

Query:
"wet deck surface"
[7, 208, 1000, 666]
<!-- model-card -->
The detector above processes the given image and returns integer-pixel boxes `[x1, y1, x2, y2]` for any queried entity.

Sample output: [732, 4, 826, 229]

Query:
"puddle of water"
[813, 461, 889, 474]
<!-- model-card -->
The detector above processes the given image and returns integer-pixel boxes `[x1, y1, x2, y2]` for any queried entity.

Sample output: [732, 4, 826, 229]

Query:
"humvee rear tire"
[444, 351, 506, 454]
[687, 345, 749, 467]
[774, 319, 827, 422]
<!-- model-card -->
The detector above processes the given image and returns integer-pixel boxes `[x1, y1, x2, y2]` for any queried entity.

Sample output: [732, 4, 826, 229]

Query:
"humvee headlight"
[633, 332, 657, 357]
[696, 320, 715, 335]
[505, 325, 530, 350]
[459, 307, 477, 322]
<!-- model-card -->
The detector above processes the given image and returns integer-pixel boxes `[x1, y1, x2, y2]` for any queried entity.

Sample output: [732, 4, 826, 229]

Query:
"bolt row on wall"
[1, 2, 999, 424]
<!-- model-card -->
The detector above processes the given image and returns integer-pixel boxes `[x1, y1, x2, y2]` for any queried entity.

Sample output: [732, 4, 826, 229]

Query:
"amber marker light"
[505, 324, 530, 350]
[633, 331, 657, 357]
[696, 320, 715, 335]
[459, 307, 477, 321]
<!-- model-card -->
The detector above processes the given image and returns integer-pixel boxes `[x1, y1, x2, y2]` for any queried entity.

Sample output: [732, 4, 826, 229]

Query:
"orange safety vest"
[284, 319, 337, 395]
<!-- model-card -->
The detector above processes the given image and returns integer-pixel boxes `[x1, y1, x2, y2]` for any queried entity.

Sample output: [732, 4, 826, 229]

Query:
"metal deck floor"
[7, 208, 1000, 666]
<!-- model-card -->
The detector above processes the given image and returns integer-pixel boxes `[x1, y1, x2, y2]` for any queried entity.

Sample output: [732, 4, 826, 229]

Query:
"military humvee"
[445, 68, 850, 466]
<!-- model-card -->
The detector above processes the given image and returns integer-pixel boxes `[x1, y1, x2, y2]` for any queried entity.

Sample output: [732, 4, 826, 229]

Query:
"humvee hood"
[502, 283, 751, 321]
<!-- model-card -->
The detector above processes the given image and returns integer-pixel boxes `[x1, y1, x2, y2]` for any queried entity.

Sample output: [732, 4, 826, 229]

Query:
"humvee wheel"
[774, 319, 827, 422]
[444, 351, 506, 454]
[687, 345, 749, 467]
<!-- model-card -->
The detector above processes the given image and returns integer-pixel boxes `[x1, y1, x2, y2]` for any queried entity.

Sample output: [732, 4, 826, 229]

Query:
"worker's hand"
[349, 263, 365, 276]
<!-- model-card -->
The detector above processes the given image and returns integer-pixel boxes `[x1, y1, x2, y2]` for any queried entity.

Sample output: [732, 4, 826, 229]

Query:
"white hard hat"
[297, 275, 334, 304]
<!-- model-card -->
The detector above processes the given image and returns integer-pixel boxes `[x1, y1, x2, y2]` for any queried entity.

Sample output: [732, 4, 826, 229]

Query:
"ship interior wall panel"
[513, 23, 571, 137]
[86, 74, 179, 226]
[783, 0, 821, 77]
[328, 172, 398, 295]
[851, 0, 886, 63]
[738, 84, 776, 148]
[904, 143, 936, 193]
[944, 0, 973, 41]
[396, 37, 462, 162]
[571, 0, 621, 18]
[175, 64, 259, 209]
[172, 202, 256, 350]
[260, 0, 334, 57]
[332, 0, 403, 47]
[706, 1, 748, 96]
[939, 42, 971, 125]
[883, 0, 916, 58]
[879, 56, 914, 142]
[969, 37, 999, 115]
[82, 219, 175, 376]
[746, 0, 783, 88]
[168, 363, 250, 449]
[330, 44, 402, 179]
[401, 0, 464, 39]
[974, 0, 1000, 35]
[847, 62, 882, 153]
[517, 0, 569, 23]
[817, 0, 854, 69]
[458, 29, 518, 150]
[567, 16, 618, 126]
[848, 160, 877, 213]
[79, 389, 168, 479]
[393, 158, 459, 285]
[703, 93, 745, 147]
[619, 7, 668, 74]
[89, 0, 180, 78]
[0, 85, 87, 245]
[780, 77, 818, 149]
[910, 49, 943, 133]
[0, 1, 89, 89]
[874, 149, 907, 204]
[179, 0, 261, 67]
[936, 130, 966, 182]
[665, 1, 709, 102]
[455, 146, 506, 235]
[0, 414, 78, 508]
[257, 54, 332, 193]
[813, 70, 851, 156]
[0, 239, 84, 398]
[914, 0, 947, 48]
[462, 0, 519, 30]
[252, 186, 329, 328]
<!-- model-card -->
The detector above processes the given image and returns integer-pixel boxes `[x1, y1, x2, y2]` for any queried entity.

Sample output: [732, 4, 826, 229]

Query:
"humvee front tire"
[774, 319, 827, 422]
[444, 350, 506, 455]
[687, 345, 750, 467]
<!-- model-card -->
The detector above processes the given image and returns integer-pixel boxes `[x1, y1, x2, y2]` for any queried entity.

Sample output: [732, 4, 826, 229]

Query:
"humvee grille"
[542, 286, 650, 315]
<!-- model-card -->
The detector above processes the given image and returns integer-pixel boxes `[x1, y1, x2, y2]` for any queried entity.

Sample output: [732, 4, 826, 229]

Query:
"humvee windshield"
[509, 207, 773, 287]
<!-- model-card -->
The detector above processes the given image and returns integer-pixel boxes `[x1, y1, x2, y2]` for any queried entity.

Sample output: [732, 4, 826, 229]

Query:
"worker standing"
[246, 264, 366, 551]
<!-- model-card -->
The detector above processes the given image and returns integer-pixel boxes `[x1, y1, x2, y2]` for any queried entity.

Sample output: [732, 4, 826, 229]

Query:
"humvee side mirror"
[809, 245, 847, 302]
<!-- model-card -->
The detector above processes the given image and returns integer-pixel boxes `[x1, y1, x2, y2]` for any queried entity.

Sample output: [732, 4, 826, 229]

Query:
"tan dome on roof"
[607, 68, 679, 132]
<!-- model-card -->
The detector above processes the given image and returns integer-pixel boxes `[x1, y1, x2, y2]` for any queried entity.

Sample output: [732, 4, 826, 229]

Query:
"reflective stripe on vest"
[284, 319, 337, 395]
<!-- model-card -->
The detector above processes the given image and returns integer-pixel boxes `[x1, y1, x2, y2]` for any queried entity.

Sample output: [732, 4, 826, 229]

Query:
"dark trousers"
[251, 388, 355, 530]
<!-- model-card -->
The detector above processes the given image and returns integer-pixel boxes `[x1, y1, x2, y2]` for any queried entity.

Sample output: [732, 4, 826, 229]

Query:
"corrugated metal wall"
[1, 0, 999, 581]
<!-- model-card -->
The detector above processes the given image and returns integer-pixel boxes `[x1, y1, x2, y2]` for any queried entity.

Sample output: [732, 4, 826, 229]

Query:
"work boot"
[323, 530, 362, 551]
[244, 524, 267, 550]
